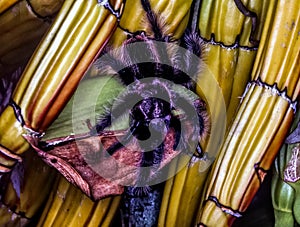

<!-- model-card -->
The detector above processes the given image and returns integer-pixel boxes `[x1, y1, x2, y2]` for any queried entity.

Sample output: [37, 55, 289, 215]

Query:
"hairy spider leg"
[181, 30, 203, 58]
[126, 32, 204, 92]
[131, 112, 169, 191]
[96, 49, 139, 85]
[97, 0, 204, 89]
[169, 30, 204, 90]
[94, 89, 145, 156]
[134, 143, 165, 192]
[95, 88, 143, 132]
[171, 93, 208, 157]
[140, 0, 165, 41]
[131, 0, 178, 82]
[97, 42, 172, 85]
[98, 22, 204, 92]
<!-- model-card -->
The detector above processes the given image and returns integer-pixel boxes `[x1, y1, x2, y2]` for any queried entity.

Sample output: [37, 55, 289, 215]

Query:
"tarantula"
[92, 0, 209, 192]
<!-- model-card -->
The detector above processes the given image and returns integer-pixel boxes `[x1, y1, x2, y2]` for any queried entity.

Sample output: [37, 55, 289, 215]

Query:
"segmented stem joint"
[201, 34, 258, 51]
[97, 0, 121, 19]
[207, 196, 243, 218]
[241, 79, 298, 113]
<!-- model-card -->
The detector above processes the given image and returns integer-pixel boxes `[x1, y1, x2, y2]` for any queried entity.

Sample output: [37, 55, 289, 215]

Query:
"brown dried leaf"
[24, 129, 180, 200]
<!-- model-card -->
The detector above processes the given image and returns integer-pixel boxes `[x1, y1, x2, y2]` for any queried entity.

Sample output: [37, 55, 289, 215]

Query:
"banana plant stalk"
[0, 0, 123, 174]
[0, 149, 57, 226]
[0, 0, 19, 13]
[36, 175, 122, 227]
[197, 0, 300, 226]
[0, 0, 62, 78]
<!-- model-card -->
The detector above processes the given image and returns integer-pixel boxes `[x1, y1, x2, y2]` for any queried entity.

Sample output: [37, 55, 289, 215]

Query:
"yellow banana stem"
[198, 0, 269, 47]
[108, 0, 193, 47]
[26, 0, 64, 17]
[252, 1, 300, 96]
[0, 0, 60, 78]
[14, 0, 123, 131]
[197, 0, 300, 225]
[0, 0, 19, 14]
[0, 203, 30, 226]
[0, 0, 123, 168]
[0, 149, 57, 225]
[196, 0, 272, 128]
[158, 156, 210, 227]
[36, 176, 121, 227]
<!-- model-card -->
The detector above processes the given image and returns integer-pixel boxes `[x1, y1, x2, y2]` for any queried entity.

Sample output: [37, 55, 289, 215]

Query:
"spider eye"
[130, 98, 171, 121]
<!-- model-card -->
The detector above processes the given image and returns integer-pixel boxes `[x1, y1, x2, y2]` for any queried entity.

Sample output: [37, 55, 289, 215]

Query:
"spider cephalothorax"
[93, 0, 209, 190]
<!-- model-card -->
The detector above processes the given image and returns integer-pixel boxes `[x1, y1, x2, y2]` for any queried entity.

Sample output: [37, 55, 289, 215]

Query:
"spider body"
[93, 0, 209, 190]
[129, 97, 171, 141]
